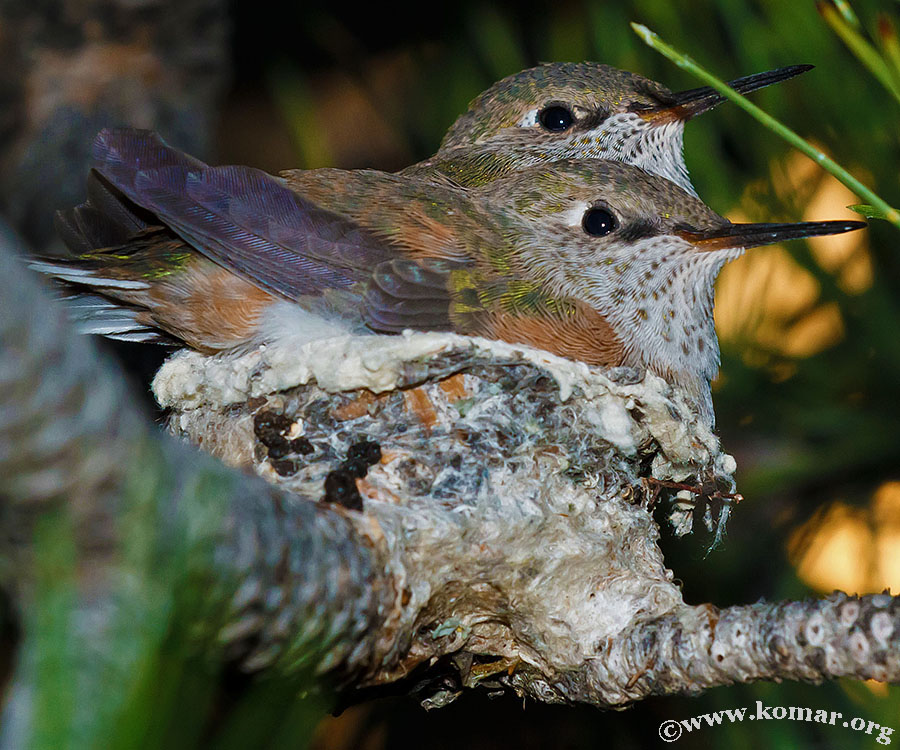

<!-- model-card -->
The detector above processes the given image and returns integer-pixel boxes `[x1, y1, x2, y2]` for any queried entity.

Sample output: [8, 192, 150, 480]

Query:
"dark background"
[2, 0, 899, 747]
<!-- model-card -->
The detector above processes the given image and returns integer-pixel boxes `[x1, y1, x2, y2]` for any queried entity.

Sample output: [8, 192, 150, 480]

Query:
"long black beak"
[642, 64, 813, 123]
[678, 219, 866, 251]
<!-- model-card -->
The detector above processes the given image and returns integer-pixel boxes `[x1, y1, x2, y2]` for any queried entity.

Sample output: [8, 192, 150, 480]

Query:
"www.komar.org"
[658, 701, 895, 744]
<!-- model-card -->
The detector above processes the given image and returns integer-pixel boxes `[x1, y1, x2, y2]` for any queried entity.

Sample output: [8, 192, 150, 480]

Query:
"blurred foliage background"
[3, 0, 900, 747]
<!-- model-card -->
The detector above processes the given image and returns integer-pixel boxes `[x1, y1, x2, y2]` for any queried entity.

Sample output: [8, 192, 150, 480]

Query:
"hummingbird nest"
[152, 332, 738, 704]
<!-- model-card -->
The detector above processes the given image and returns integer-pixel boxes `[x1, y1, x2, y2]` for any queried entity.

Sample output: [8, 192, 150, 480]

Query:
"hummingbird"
[34, 128, 864, 422]
[400, 62, 813, 194]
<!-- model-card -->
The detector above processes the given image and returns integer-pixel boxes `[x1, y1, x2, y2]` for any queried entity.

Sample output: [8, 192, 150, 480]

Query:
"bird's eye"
[582, 207, 618, 237]
[538, 105, 574, 132]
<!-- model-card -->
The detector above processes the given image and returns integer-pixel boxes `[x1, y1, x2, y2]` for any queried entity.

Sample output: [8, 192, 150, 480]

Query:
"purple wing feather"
[90, 128, 395, 300]
[93, 128, 205, 179]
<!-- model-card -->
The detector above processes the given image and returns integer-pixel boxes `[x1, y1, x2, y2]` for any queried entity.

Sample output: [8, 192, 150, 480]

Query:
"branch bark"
[0, 226, 392, 747]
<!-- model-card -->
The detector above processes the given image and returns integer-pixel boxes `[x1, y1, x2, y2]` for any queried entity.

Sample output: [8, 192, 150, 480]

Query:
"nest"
[153, 332, 738, 704]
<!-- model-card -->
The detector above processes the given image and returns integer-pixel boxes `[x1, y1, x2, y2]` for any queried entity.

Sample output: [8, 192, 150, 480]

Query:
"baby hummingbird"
[403, 62, 812, 194]
[36, 129, 864, 422]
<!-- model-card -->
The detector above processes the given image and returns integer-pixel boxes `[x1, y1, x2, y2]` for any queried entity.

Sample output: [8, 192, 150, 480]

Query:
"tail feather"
[41, 288, 172, 343]
[30, 261, 160, 340]
[28, 259, 152, 290]
[85, 167, 154, 234]
[36, 165, 180, 345]
[55, 168, 156, 254]
[53, 204, 108, 255]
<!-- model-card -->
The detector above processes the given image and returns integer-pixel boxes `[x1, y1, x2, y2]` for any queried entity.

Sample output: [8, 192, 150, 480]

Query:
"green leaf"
[848, 204, 890, 220]
[831, 0, 862, 30]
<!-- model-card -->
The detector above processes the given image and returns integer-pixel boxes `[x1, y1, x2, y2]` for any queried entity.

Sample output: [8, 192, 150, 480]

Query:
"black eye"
[582, 207, 618, 237]
[538, 105, 574, 132]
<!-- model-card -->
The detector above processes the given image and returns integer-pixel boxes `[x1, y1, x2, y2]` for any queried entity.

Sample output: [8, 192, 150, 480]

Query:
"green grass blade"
[877, 14, 900, 92]
[831, 0, 862, 29]
[816, 1, 900, 103]
[630, 22, 900, 230]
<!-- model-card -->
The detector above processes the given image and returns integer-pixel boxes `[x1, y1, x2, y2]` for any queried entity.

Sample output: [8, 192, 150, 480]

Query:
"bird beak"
[677, 219, 867, 251]
[638, 64, 813, 124]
